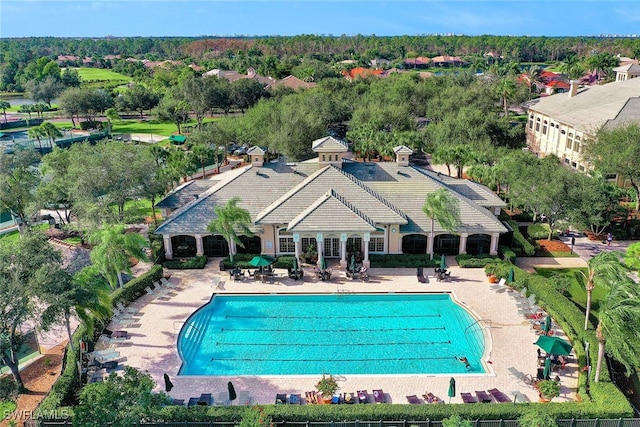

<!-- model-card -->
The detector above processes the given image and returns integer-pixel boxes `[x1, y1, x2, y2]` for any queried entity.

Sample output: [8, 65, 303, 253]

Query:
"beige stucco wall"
[260, 226, 277, 257]
[388, 227, 403, 254]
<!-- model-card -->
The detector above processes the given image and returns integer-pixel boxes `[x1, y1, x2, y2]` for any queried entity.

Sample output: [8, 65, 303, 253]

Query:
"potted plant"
[315, 374, 339, 403]
[536, 379, 560, 402]
[484, 261, 502, 283]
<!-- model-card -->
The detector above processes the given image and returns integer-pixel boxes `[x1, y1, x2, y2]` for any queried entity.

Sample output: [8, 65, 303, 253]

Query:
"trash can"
[219, 260, 225, 271]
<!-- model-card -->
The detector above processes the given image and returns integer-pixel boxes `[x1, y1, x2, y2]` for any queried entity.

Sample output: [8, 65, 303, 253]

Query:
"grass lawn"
[0, 400, 17, 417]
[114, 198, 157, 224]
[112, 119, 178, 137]
[535, 267, 608, 316]
[72, 67, 131, 82]
[0, 224, 49, 243]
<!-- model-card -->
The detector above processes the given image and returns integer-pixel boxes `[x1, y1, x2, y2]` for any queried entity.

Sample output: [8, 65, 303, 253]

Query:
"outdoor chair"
[305, 391, 318, 404]
[275, 393, 287, 404]
[373, 389, 386, 403]
[94, 351, 121, 364]
[161, 277, 178, 288]
[422, 392, 441, 403]
[460, 392, 478, 403]
[289, 393, 301, 404]
[487, 388, 512, 403]
[103, 329, 128, 339]
[475, 390, 493, 403]
[214, 392, 228, 406]
[187, 397, 199, 407]
[198, 393, 213, 406]
[406, 395, 422, 404]
[357, 390, 370, 403]
[343, 392, 356, 404]
[116, 302, 139, 315]
[237, 390, 252, 405]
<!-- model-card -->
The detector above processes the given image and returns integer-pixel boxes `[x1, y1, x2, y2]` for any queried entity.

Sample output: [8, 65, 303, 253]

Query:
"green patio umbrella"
[350, 254, 356, 273]
[292, 256, 299, 271]
[440, 255, 446, 271]
[508, 267, 515, 284]
[542, 315, 552, 335]
[534, 335, 573, 356]
[542, 357, 551, 380]
[249, 255, 273, 268]
[320, 256, 327, 270]
[448, 377, 456, 403]
[228, 381, 237, 403]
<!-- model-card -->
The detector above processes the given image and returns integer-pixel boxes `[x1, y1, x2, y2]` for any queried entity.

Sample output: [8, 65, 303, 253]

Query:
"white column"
[163, 235, 173, 260]
[293, 233, 301, 262]
[459, 233, 468, 255]
[316, 233, 323, 267]
[340, 233, 347, 267]
[195, 234, 204, 256]
[490, 233, 500, 255]
[363, 232, 370, 268]
[427, 233, 434, 256]
[230, 240, 237, 258]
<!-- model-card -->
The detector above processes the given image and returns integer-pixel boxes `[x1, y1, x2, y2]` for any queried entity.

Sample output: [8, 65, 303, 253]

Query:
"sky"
[1, 1, 640, 38]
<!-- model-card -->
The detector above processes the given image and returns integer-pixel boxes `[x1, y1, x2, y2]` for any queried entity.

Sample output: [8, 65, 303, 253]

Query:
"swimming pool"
[178, 293, 486, 376]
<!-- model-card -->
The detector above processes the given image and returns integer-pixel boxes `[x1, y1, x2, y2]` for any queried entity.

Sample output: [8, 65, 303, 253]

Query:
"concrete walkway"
[102, 258, 579, 406]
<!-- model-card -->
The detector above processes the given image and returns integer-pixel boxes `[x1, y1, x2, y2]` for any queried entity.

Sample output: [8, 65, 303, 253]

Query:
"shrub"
[455, 254, 499, 268]
[273, 256, 295, 269]
[370, 253, 440, 268]
[0, 375, 18, 401]
[163, 256, 208, 270]
[528, 223, 552, 239]
[111, 265, 163, 308]
[507, 220, 535, 256]
[499, 245, 517, 264]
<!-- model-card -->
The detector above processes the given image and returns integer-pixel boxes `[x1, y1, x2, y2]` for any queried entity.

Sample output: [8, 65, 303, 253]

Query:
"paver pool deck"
[105, 258, 579, 405]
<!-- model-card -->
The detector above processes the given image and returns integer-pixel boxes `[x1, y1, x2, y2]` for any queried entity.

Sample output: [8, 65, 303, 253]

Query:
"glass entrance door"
[323, 238, 340, 258]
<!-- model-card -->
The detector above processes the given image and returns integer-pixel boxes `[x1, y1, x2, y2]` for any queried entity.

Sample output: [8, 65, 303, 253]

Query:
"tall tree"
[0, 100, 9, 123]
[206, 197, 254, 263]
[37, 266, 112, 351]
[88, 224, 149, 289]
[577, 251, 628, 331]
[422, 188, 460, 260]
[594, 277, 640, 382]
[584, 123, 640, 211]
[0, 232, 62, 390]
[0, 147, 41, 233]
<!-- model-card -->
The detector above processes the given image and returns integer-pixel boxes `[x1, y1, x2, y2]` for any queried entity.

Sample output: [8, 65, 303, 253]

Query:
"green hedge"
[163, 256, 208, 270]
[499, 245, 517, 264]
[370, 253, 441, 268]
[527, 223, 551, 239]
[455, 254, 499, 268]
[111, 265, 163, 308]
[508, 219, 535, 256]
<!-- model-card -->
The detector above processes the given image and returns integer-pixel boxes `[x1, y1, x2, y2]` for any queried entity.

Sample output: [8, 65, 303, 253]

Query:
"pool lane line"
[206, 356, 460, 362]
[225, 314, 442, 319]
[215, 340, 452, 346]
[220, 326, 446, 332]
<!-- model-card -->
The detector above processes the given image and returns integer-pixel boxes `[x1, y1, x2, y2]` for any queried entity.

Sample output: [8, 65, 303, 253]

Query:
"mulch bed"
[536, 239, 572, 254]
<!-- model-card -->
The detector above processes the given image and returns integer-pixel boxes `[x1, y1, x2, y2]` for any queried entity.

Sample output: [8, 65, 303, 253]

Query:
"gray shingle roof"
[311, 136, 349, 152]
[526, 77, 640, 133]
[156, 160, 506, 236]
[288, 190, 377, 233]
[421, 169, 507, 208]
[155, 180, 218, 209]
[255, 165, 407, 226]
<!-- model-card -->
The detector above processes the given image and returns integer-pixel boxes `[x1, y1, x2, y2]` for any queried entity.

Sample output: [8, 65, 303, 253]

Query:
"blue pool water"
[178, 293, 486, 376]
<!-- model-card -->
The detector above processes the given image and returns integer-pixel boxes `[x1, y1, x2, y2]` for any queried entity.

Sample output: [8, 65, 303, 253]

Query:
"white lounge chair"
[116, 302, 138, 315]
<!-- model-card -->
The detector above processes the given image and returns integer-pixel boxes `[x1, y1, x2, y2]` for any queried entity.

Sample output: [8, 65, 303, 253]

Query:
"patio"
[102, 258, 579, 405]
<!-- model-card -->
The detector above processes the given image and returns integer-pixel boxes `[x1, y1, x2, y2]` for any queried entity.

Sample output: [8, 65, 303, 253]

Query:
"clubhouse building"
[155, 138, 507, 267]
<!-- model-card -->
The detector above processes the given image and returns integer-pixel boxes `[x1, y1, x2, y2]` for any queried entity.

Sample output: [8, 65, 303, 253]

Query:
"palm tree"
[89, 224, 149, 289]
[206, 197, 254, 263]
[28, 125, 45, 149]
[559, 55, 585, 80]
[594, 277, 640, 382]
[496, 77, 517, 116]
[41, 122, 62, 145]
[521, 65, 543, 99]
[577, 251, 627, 330]
[0, 100, 10, 123]
[105, 107, 120, 135]
[422, 188, 460, 260]
[38, 266, 112, 351]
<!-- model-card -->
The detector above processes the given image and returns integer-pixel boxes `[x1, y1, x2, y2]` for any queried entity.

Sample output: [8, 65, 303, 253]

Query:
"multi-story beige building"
[525, 71, 640, 181]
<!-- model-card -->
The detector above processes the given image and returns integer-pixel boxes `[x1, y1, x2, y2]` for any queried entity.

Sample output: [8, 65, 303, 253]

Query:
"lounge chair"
[460, 392, 478, 404]
[237, 390, 252, 405]
[103, 329, 128, 339]
[487, 388, 512, 403]
[97, 334, 128, 347]
[187, 397, 199, 407]
[373, 389, 385, 403]
[116, 302, 139, 315]
[357, 390, 370, 403]
[422, 392, 441, 404]
[289, 394, 301, 405]
[214, 391, 228, 406]
[169, 398, 185, 406]
[406, 395, 422, 404]
[87, 348, 120, 359]
[94, 351, 121, 364]
[198, 393, 213, 406]
[475, 390, 493, 403]
[508, 367, 535, 386]
[305, 391, 318, 404]
[161, 277, 179, 288]
[343, 392, 356, 404]
[275, 393, 287, 404]
[145, 286, 155, 296]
